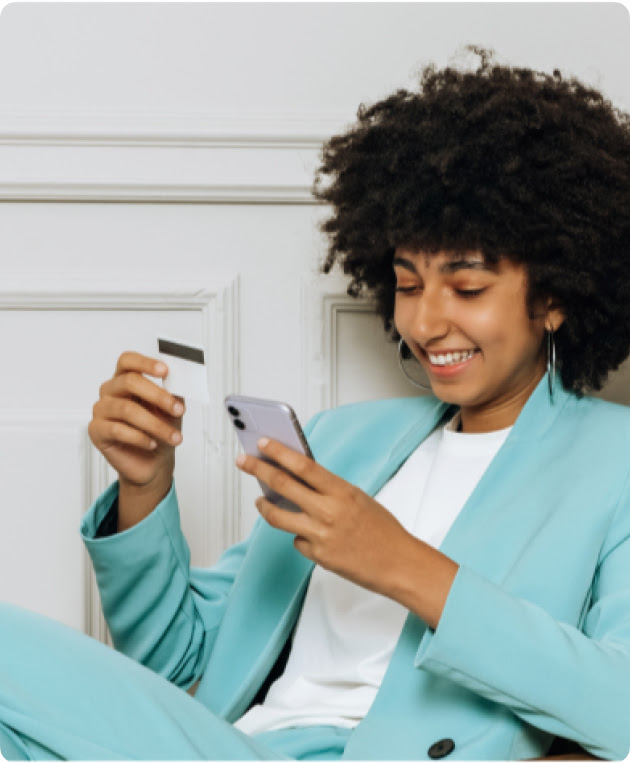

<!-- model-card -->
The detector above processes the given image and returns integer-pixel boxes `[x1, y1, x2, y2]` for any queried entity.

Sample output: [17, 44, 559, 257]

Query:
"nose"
[409, 285, 450, 347]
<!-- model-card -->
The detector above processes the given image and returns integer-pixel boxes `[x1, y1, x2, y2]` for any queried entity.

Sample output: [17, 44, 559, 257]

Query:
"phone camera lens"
[234, 419, 245, 430]
[228, 406, 240, 417]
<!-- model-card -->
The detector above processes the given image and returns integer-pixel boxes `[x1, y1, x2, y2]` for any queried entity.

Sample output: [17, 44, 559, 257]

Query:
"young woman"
[1, 49, 629, 761]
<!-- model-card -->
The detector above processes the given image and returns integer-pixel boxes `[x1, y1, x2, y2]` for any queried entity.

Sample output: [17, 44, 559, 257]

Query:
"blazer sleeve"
[413, 472, 630, 761]
[81, 481, 250, 691]
[80, 410, 325, 692]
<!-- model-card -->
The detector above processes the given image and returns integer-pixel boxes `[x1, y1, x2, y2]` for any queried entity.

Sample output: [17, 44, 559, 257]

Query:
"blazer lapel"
[437, 373, 572, 572]
[196, 519, 314, 719]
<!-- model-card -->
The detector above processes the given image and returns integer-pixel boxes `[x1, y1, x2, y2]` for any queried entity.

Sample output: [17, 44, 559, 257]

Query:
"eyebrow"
[392, 256, 498, 274]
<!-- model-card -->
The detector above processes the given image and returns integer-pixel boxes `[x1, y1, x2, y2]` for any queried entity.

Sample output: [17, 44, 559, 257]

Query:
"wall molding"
[86, 427, 114, 644]
[0, 272, 238, 312]
[0, 109, 350, 147]
[0, 181, 314, 204]
[0, 413, 95, 634]
[0, 274, 241, 641]
[0, 109, 351, 203]
[300, 273, 374, 417]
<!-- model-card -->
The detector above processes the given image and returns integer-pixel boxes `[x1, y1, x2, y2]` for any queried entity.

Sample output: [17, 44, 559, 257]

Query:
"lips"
[420, 347, 480, 378]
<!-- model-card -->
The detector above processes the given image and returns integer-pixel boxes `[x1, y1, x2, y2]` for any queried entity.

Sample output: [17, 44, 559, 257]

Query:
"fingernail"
[155, 362, 167, 375]
[235, 454, 246, 467]
[171, 432, 182, 444]
[173, 402, 184, 415]
[258, 437, 269, 449]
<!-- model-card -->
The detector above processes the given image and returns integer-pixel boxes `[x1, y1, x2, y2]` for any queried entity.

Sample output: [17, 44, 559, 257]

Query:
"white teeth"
[428, 349, 476, 366]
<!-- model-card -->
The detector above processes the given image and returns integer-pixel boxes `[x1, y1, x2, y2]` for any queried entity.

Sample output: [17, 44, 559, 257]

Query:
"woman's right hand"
[88, 351, 186, 530]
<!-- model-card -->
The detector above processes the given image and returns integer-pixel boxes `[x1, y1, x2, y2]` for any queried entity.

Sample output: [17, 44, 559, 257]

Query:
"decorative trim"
[200, 274, 242, 557]
[0, 274, 241, 641]
[0, 412, 92, 633]
[0, 109, 350, 202]
[85, 432, 115, 643]
[0, 273, 236, 310]
[300, 273, 374, 416]
[0, 110, 351, 148]
[0, 182, 315, 204]
[328, 299, 382, 409]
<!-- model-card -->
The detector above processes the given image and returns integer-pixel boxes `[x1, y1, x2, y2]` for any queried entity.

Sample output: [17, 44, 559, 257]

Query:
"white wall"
[1, 3, 629, 114]
[0, 3, 628, 636]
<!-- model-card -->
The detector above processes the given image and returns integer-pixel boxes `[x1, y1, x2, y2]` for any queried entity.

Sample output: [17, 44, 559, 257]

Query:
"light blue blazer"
[82, 375, 630, 760]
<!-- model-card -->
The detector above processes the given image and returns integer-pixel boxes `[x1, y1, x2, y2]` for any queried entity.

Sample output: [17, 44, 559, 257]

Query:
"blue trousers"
[0, 602, 350, 760]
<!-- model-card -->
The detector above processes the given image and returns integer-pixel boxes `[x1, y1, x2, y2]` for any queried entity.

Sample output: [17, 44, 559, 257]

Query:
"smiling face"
[393, 248, 564, 433]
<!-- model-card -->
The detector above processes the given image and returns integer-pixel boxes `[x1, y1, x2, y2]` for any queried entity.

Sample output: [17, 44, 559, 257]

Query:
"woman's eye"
[394, 284, 486, 297]
[456, 288, 486, 298]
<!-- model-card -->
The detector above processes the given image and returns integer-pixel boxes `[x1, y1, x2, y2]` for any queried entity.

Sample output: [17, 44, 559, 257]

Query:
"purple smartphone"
[224, 395, 313, 512]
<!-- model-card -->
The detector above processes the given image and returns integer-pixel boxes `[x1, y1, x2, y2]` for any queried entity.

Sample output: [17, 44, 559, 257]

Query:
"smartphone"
[224, 395, 314, 513]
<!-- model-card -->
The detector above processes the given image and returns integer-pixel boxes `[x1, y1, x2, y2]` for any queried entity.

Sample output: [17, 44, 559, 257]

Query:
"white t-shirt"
[235, 412, 511, 735]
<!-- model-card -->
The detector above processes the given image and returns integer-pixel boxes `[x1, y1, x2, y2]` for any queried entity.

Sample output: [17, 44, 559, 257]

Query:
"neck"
[459, 367, 545, 434]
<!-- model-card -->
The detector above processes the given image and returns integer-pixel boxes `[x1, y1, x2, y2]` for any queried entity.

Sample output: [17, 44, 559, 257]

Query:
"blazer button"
[428, 739, 455, 759]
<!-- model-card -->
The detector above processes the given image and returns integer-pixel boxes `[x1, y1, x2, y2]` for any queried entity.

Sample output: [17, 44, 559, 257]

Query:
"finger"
[89, 418, 158, 452]
[97, 397, 183, 446]
[256, 437, 349, 495]
[101, 372, 185, 419]
[293, 535, 316, 563]
[254, 496, 314, 537]
[236, 453, 319, 514]
[114, 351, 168, 380]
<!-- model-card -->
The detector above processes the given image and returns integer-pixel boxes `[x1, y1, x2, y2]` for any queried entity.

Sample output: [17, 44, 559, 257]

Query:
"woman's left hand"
[236, 437, 459, 628]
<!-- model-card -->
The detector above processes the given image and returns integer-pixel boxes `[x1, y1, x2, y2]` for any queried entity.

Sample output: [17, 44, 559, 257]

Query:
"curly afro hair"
[313, 47, 630, 395]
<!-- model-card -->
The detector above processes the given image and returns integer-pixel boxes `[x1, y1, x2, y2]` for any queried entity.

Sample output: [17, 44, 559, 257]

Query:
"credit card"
[157, 336, 209, 404]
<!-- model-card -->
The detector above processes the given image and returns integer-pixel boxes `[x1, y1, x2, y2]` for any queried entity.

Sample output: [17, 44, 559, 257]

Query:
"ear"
[544, 298, 565, 333]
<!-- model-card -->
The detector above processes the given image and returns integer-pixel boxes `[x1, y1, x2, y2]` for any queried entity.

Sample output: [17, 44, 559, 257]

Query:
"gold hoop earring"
[398, 339, 432, 391]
